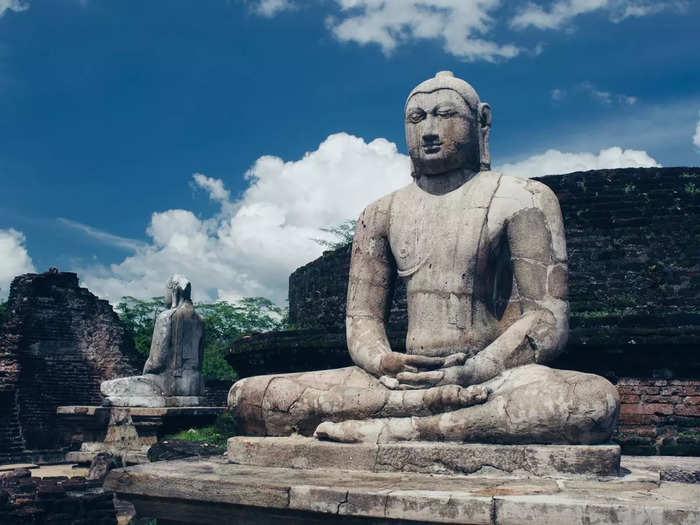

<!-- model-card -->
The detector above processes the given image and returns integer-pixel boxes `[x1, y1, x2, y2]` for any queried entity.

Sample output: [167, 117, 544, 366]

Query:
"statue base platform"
[104, 395, 204, 408]
[57, 405, 225, 464]
[104, 455, 700, 524]
[227, 436, 621, 479]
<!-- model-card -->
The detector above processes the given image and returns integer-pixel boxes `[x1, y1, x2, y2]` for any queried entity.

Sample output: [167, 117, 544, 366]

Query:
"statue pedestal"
[56, 405, 225, 464]
[104, 454, 699, 524]
[228, 436, 621, 479]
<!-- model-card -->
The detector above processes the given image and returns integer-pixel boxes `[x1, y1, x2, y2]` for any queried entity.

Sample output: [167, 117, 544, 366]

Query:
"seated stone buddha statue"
[228, 72, 619, 444]
[101, 274, 204, 407]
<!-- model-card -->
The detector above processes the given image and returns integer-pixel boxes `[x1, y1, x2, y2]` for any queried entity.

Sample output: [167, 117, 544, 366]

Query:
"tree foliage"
[312, 219, 356, 250]
[115, 296, 286, 380]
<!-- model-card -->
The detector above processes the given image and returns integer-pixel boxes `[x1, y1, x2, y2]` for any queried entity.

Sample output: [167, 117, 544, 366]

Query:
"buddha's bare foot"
[314, 420, 385, 443]
[314, 418, 419, 443]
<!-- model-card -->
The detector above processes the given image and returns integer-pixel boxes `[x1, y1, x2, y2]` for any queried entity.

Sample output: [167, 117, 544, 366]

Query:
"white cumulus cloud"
[80, 133, 411, 305]
[252, 0, 295, 17]
[694, 111, 700, 149]
[327, 0, 520, 62]
[498, 146, 660, 178]
[511, 0, 687, 30]
[0, 228, 35, 297]
[248, 0, 686, 61]
[248, 0, 520, 62]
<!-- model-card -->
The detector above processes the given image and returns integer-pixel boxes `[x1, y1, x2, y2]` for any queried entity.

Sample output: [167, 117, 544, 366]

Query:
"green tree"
[115, 296, 286, 380]
[312, 219, 356, 250]
[115, 296, 167, 359]
[197, 297, 285, 379]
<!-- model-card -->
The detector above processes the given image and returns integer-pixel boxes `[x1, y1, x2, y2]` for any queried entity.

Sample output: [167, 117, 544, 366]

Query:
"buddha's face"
[405, 89, 479, 176]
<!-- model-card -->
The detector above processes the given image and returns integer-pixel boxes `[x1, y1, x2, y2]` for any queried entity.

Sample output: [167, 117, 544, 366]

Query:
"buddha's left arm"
[460, 181, 569, 385]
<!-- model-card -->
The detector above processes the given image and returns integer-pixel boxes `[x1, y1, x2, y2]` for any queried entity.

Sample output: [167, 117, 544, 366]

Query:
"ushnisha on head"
[164, 274, 192, 307]
[405, 71, 491, 177]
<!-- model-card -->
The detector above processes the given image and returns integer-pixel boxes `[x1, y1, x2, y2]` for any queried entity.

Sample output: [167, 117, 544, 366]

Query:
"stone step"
[227, 436, 622, 479]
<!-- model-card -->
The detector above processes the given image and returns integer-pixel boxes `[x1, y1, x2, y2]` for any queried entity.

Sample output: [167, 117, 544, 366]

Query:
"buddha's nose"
[422, 133, 440, 144]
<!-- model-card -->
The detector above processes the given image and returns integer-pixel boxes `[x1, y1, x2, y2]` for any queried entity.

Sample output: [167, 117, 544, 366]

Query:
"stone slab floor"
[104, 455, 700, 525]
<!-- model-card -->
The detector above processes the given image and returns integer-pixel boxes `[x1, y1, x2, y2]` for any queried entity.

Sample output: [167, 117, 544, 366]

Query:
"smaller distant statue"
[101, 275, 204, 407]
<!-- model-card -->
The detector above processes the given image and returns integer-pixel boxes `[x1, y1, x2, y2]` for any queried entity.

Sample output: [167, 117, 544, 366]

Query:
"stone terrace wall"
[618, 379, 700, 455]
[0, 271, 143, 461]
[233, 167, 700, 454]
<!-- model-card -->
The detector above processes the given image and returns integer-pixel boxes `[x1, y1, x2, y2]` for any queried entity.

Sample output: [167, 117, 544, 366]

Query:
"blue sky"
[1, 0, 699, 303]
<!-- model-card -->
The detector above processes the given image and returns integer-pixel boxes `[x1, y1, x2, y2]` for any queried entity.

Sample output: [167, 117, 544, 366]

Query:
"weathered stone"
[228, 436, 621, 478]
[228, 72, 618, 448]
[87, 452, 123, 481]
[0, 270, 142, 463]
[104, 457, 700, 525]
[101, 275, 205, 408]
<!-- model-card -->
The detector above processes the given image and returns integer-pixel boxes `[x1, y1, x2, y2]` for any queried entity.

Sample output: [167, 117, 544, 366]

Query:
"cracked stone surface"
[229, 71, 619, 447]
[228, 436, 622, 478]
[105, 456, 700, 524]
[102, 275, 205, 408]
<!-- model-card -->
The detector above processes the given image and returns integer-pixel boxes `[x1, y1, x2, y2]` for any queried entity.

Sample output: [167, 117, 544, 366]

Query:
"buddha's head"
[165, 274, 192, 308]
[405, 71, 491, 177]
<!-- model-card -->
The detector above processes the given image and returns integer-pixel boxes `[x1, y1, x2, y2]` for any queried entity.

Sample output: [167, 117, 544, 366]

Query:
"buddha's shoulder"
[361, 181, 415, 215]
[492, 172, 559, 212]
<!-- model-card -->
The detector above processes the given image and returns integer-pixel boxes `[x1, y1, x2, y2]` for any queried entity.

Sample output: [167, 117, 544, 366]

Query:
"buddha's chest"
[388, 180, 501, 289]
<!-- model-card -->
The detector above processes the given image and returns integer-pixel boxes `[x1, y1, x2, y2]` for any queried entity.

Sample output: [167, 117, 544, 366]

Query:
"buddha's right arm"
[346, 200, 396, 377]
[143, 311, 172, 374]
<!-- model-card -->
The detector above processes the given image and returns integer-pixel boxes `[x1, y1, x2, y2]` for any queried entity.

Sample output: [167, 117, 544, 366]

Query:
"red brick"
[674, 405, 700, 417]
[640, 387, 660, 395]
[618, 414, 660, 425]
[620, 403, 673, 416]
[620, 395, 641, 403]
[643, 395, 680, 404]
[683, 396, 700, 405]
[617, 386, 640, 395]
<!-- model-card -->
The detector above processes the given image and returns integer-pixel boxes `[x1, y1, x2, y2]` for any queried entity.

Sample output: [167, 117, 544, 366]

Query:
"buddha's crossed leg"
[315, 364, 619, 445]
[229, 366, 487, 436]
[229, 364, 619, 444]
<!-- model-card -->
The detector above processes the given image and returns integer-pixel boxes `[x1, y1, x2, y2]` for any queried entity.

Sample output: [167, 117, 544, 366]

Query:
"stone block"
[228, 436, 621, 478]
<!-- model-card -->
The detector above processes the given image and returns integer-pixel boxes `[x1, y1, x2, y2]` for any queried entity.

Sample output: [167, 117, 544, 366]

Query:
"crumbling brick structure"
[0, 271, 142, 462]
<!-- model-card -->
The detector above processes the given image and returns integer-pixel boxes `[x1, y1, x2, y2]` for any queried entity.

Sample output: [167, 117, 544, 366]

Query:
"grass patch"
[165, 412, 237, 448]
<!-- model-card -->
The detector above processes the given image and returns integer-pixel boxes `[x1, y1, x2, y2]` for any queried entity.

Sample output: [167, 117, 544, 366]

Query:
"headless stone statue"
[101, 275, 204, 408]
[228, 72, 619, 444]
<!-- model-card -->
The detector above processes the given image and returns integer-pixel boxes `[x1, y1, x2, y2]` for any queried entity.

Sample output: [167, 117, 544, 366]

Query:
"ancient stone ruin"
[104, 73, 700, 525]
[0, 271, 142, 463]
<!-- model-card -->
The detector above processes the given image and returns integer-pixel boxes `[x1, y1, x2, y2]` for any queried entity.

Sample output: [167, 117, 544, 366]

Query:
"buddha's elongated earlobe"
[478, 102, 492, 171]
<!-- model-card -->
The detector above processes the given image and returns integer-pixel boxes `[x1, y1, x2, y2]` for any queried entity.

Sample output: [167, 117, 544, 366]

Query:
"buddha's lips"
[422, 143, 442, 153]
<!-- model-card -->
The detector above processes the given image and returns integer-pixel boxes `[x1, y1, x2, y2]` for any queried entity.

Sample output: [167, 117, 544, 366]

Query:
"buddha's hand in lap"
[378, 352, 445, 376]
[395, 358, 470, 389]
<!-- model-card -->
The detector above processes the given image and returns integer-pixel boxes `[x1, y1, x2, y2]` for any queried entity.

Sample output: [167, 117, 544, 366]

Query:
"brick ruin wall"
[0, 468, 117, 525]
[246, 167, 700, 455]
[0, 272, 143, 462]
